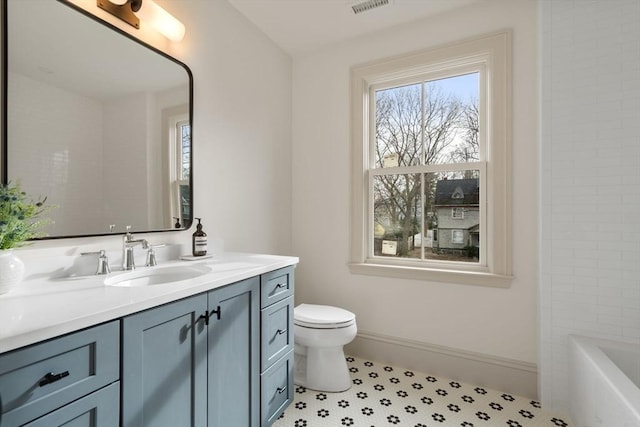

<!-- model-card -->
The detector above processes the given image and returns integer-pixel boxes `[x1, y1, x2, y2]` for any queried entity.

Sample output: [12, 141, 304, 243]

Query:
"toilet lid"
[294, 304, 356, 327]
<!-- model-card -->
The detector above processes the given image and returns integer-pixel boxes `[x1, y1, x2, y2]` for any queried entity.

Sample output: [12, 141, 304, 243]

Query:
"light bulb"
[135, 0, 185, 42]
[107, 0, 128, 5]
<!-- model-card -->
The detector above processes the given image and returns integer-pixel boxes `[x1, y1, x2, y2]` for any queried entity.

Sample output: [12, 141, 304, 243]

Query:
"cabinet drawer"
[0, 321, 120, 427]
[24, 382, 119, 427]
[260, 267, 294, 308]
[261, 350, 293, 427]
[261, 296, 293, 372]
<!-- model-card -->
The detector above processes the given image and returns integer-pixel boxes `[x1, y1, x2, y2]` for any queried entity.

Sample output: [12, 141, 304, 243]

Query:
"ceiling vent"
[351, 0, 390, 14]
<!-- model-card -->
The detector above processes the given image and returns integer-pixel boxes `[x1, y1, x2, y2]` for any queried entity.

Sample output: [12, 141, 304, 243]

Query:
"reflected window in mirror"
[168, 115, 191, 226]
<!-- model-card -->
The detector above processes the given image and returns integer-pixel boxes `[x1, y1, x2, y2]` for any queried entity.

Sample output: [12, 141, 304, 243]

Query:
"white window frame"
[349, 31, 513, 287]
[168, 113, 190, 223]
[452, 208, 465, 219]
[452, 230, 465, 244]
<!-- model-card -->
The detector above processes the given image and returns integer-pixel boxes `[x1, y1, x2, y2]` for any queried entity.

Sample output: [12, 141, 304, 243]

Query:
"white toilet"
[293, 304, 357, 392]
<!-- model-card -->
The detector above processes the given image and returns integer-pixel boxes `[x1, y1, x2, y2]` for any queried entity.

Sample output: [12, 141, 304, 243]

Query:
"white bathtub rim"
[569, 334, 640, 422]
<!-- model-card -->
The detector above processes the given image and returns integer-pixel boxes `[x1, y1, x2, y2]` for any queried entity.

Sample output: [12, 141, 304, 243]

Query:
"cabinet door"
[207, 277, 260, 427]
[122, 295, 208, 427]
[23, 382, 119, 427]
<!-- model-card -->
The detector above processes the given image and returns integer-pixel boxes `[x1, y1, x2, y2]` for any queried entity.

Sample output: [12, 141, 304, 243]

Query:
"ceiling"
[226, 0, 480, 56]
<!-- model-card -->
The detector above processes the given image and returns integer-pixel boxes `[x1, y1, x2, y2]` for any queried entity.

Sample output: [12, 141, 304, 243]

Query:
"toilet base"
[294, 344, 351, 392]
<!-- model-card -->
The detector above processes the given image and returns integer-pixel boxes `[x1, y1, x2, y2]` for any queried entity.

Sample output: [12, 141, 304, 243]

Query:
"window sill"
[348, 262, 513, 288]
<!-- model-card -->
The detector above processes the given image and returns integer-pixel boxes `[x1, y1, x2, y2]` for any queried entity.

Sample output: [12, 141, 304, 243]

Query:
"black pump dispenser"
[192, 218, 207, 256]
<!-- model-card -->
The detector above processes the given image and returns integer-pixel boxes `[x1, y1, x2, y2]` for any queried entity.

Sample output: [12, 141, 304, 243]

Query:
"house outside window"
[349, 32, 513, 287]
[435, 178, 479, 257]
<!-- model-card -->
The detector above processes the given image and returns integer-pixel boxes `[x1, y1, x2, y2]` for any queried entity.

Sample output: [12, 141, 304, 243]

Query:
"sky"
[426, 72, 479, 103]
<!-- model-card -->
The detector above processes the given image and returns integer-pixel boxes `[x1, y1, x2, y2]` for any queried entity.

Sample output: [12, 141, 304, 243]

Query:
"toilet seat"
[294, 304, 356, 329]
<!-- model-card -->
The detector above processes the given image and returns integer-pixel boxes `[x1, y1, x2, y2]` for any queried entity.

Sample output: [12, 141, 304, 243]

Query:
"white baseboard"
[345, 330, 538, 399]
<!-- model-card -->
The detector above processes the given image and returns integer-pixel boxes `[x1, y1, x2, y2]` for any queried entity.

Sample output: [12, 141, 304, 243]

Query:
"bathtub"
[569, 335, 640, 427]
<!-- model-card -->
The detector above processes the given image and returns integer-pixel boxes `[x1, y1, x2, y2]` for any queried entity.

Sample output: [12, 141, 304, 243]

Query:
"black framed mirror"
[1, 0, 193, 239]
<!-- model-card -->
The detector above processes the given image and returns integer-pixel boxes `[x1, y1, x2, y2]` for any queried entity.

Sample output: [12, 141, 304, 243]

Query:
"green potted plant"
[0, 181, 54, 294]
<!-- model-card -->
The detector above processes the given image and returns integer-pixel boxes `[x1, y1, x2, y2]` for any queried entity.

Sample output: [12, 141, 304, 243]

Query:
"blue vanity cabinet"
[207, 276, 260, 427]
[0, 263, 296, 427]
[260, 267, 295, 426]
[120, 277, 261, 427]
[121, 294, 208, 427]
[0, 321, 120, 427]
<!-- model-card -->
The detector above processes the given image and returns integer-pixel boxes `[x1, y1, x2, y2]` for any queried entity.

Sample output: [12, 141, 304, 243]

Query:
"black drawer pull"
[198, 312, 210, 326]
[198, 306, 222, 326]
[39, 371, 69, 387]
[274, 283, 286, 290]
[276, 386, 287, 394]
[276, 328, 288, 335]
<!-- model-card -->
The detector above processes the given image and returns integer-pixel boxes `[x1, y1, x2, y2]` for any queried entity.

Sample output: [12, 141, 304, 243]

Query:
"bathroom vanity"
[0, 1, 298, 424]
[0, 253, 297, 427]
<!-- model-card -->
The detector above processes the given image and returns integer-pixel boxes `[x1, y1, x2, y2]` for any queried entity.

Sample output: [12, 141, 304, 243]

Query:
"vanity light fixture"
[97, 0, 185, 42]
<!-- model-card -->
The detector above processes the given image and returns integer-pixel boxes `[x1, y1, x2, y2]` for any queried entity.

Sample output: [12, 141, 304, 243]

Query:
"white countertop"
[0, 252, 298, 354]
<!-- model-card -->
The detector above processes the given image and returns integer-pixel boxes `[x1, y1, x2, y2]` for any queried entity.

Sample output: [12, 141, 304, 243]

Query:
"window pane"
[180, 184, 190, 219]
[452, 230, 464, 244]
[373, 174, 422, 259]
[180, 123, 191, 180]
[452, 207, 464, 219]
[374, 170, 480, 262]
[423, 170, 480, 262]
[424, 73, 479, 165]
[375, 83, 422, 168]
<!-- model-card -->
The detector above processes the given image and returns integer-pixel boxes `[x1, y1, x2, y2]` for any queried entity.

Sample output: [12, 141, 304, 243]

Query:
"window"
[452, 230, 465, 244]
[350, 32, 512, 287]
[452, 208, 464, 219]
[176, 119, 191, 221]
[168, 114, 191, 225]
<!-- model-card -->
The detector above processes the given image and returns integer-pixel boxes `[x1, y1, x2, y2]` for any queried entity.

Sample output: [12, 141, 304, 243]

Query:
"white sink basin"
[104, 264, 212, 287]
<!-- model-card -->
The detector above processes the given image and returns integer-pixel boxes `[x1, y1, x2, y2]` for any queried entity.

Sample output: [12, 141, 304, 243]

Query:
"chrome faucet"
[122, 226, 148, 270]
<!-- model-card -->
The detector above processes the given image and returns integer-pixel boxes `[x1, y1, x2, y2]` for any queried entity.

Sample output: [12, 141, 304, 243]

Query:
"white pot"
[0, 250, 25, 295]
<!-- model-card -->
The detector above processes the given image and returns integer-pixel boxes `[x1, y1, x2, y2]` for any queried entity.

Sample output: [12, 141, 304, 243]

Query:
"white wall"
[167, 0, 293, 255]
[6, 0, 292, 266]
[539, 0, 640, 414]
[291, 0, 538, 392]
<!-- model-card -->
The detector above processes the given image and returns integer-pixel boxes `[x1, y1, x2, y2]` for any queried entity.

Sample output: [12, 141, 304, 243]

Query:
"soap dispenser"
[192, 218, 207, 256]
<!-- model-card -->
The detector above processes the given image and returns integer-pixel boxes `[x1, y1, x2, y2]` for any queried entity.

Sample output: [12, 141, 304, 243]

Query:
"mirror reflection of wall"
[3, 0, 192, 238]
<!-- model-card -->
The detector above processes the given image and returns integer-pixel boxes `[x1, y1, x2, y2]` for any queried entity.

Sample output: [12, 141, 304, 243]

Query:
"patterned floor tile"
[273, 356, 573, 426]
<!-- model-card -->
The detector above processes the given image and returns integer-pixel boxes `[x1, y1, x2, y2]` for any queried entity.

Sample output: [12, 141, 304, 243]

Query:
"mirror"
[1, 0, 193, 239]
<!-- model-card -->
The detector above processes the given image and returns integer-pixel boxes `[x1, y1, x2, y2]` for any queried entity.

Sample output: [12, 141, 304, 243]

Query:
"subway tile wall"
[539, 0, 640, 413]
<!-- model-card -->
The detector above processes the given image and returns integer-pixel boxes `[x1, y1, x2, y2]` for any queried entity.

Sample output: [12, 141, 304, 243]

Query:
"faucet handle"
[124, 225, 134, 242]
[81, 250, 111, 275]
[145, 244, 166, 267]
